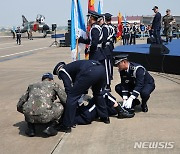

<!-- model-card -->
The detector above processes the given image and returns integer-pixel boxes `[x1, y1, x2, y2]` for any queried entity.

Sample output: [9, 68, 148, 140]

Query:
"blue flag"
[124, 14, 127, 26]
[98, 0, 103, 14]
[71, 0, 86, 61]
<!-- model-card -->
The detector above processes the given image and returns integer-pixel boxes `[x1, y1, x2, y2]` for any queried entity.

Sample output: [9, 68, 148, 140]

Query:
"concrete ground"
[0, 36, 179, 154]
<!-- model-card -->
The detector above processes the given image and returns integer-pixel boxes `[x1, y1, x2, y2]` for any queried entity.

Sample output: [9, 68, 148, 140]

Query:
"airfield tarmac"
[0, 35, 179, 154]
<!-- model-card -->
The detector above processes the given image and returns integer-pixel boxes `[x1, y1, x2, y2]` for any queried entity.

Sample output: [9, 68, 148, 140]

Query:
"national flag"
[98, 0, 103, 14]
[71, 0, 86, 61]
[88, 0, 95, 11]
[116, 12, 123, 41]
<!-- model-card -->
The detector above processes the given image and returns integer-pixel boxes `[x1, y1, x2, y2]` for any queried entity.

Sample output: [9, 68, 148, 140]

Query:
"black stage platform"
[113, 39, 180, 75]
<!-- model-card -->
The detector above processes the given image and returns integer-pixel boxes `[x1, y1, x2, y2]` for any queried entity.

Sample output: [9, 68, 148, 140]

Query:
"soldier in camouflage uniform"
[162, 9, 176, 43]
[17, 73, 66, 137]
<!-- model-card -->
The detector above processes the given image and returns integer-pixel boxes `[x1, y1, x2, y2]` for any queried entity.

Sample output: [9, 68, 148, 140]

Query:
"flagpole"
[76, 38, 79, 60]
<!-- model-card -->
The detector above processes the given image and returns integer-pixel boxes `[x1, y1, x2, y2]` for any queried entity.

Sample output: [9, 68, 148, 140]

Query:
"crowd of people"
[121, 6, 178, 45]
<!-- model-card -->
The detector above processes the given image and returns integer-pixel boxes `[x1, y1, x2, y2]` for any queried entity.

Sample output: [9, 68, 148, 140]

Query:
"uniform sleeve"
[17, 87, 29, 113]
[132, 67, 145, 98]
[90, 28, 100, 51]
[120, 71, 129, 97]
[102, 27, 108, 47]
[152, 14, 160, 29]
[54, 83, 67, 105]
[58, 71, 72, 94]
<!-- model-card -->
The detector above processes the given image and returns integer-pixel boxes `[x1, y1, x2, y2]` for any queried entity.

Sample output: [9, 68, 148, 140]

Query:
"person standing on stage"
[151, 6, 162, 44]
[162, 9, 176, 43]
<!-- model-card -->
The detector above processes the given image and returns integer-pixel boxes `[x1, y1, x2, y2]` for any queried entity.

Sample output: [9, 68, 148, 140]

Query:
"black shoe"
[115, 104, 135, 119]
[141, 104, 148, 112]
[43, 126, 58, 136]
[132, 99, 140, 108]
[56, 125, 71, 133]
[25, 122, 35, 137]
[100, 117, 110, 124]
[123, 107, 135, 114]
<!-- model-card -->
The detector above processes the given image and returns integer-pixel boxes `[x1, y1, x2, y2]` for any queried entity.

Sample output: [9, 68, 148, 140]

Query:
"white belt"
[97, 44, 102, 48]
[106, 42, 110, 45]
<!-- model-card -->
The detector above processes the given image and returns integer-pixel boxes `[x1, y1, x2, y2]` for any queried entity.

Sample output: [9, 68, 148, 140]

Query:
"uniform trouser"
[24, 103, 64, 124]
[108, 43, 114, 80]
[102, 90, 117, 116]
[74, 91, 117, 125]
[115, 83, 155, 105]
[99, 56, 111, 87]
[153, 29, 162, 44]
[164, 27, 173, 42]
[74, 91, 118, 125]
[130, 33, 136, 44]
[74, 102, 97, 125]
[16, 34, 21, 44]
[63, 65, 108, 127]
[123, 34, 130, 45]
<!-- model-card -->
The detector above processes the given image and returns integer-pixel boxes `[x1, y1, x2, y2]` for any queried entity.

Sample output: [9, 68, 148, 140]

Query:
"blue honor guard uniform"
[53, 60, 109, 132]
[114, 55, 155, 112]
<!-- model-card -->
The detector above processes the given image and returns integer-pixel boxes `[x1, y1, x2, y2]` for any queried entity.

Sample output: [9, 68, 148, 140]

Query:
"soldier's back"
[23, 80, 57, 116]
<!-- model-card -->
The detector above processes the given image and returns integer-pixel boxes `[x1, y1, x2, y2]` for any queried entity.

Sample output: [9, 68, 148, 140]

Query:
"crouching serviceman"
[17, 73, 66, 137]
[114, 54, 155, 113]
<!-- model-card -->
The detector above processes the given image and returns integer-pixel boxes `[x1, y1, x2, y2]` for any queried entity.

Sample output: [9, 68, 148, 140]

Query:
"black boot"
[56, 124, 71, 133]
[132, 99, 141, 108]
[100, 117, 110, 124]
[25, 122, 35, 137]
[115, 103, 135, 119]
[141, 103, 148, 112]
[43, 122, 58, 136]
[123, 107, 135, 114]
[141, 98, 149, 112]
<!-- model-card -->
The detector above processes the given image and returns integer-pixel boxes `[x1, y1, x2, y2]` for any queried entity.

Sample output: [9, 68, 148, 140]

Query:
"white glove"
[122, 99, 127, 107]
[122, 96, 128, 107]
[124, 95, 135, 109]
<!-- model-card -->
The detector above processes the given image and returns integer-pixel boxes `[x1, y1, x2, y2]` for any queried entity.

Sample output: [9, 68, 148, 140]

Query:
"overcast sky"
[0, 0, 179, 27]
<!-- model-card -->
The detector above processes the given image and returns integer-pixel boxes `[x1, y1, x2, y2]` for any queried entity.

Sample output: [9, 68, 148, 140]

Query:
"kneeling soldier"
[17, 73, 66, 137]
[114, 55, 155, 112]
